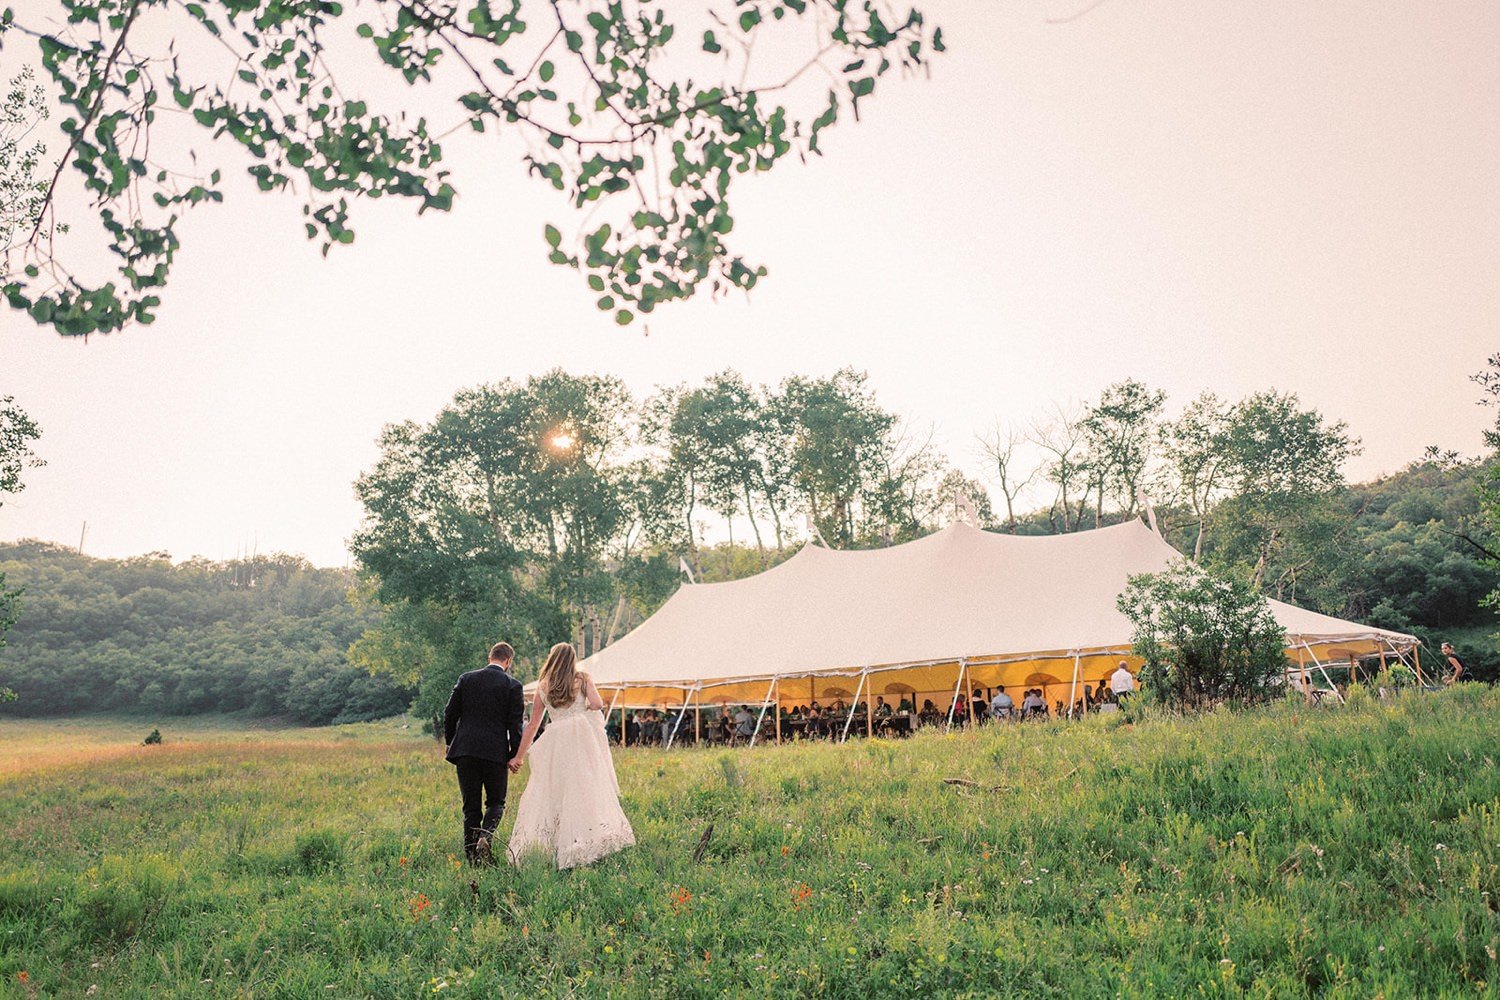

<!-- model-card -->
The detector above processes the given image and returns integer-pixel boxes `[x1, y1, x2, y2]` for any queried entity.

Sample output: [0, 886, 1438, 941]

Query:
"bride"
[507, 642, 635, 869]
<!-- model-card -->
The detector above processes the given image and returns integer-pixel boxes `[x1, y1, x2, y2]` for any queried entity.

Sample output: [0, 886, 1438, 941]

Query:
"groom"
[443, 642, 525, 864]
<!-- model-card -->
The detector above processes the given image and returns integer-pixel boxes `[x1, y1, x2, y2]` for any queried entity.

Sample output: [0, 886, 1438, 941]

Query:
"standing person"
[443, 642, 525, 865]
[508, 643, 635, 869]
[1441, 643, 1466, 685]
[1110, 660, 1137, 701]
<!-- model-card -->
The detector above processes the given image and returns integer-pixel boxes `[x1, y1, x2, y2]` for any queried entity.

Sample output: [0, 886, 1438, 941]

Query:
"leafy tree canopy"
[1, 0, 941, 335]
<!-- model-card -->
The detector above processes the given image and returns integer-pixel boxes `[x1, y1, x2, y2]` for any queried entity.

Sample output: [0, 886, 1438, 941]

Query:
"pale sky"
[3, 2, 1497, 567]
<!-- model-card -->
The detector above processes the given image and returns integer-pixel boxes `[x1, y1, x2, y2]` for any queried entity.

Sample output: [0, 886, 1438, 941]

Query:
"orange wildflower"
[17, 972, 29, 983]
[669, 886, 692, 914]
[408, 893, 432, 920]
[790, 883, 813, 909]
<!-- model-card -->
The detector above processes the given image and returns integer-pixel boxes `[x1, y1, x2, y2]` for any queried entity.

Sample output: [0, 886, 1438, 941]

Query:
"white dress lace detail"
[507, 693, 635, 869]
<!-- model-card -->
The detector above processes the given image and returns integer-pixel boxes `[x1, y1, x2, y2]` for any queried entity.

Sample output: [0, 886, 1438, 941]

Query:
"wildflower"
[18, 972, 29, 984]
[399, 856, 409, 867]
[604, 946, 614, 954]
[781, 846, 790, 856]
[670, 886, 692, 913]
[791, 883, 813, 909]
[409, 893, 432, 921]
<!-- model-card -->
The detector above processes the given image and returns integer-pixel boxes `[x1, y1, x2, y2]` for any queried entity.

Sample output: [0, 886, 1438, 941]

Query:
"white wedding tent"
[576, 520, 1420, 724]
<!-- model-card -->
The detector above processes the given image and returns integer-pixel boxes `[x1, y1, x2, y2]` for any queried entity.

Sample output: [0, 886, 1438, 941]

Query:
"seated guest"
[831, 698, 847, 715]
[919, 698, 939, 725]
[1020, 689, 1046, 719]
[951, 698, 967, 726]
[718, 708, 734, 741]
[989, 687, 1015, 721]
[971, 689, 988, 726]
[805, 705, 827, 739]
[1093, 681, 1112, 706]
[874, 696, 893, 718]
[605, 713, 621, 743]
[733, 705, 756, 741]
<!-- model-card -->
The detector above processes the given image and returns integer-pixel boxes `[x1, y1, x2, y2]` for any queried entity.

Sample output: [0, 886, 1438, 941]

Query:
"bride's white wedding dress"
[507, 692, 635, 869]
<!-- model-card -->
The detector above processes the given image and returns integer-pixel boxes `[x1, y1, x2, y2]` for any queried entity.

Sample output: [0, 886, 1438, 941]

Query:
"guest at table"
[874, 696, 892, 718]
[733, 705, 756, 742]
[950, 698, 968, 726]
[919, 699, 939, 726]
[971, 689, 989, 726]
[831, 698, 848, 715]
[989, 687, 1015, 721]
[1020, 689, 1046, 719]
[806, 705, 828, 739]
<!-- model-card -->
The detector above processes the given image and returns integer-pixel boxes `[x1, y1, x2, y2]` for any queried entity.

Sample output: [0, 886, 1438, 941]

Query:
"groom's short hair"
[488, 642, 514, 663]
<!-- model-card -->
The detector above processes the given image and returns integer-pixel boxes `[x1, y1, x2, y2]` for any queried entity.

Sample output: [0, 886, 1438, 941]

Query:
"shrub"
[1118, 560, 1288, 709]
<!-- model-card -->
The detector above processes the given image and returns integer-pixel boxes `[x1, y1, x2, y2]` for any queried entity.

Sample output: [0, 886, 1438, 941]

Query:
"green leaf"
[739, 9, 761, 32]
[544, 224, 562, 248]
[615, 309, 634, 325]
[539, 60, 554, 83]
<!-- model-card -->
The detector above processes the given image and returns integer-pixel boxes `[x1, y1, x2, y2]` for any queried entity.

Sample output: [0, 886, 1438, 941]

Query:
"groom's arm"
[442, 678, 463, 747]
[504, 682, 525, 760]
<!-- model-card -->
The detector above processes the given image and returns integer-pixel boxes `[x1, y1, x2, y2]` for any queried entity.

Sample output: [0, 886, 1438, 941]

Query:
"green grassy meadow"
[3, 690, 1500, 998]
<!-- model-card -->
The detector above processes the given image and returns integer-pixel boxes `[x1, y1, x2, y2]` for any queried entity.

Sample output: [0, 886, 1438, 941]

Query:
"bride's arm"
[582, 673, 605, 711]
[509, 691, 547, 771]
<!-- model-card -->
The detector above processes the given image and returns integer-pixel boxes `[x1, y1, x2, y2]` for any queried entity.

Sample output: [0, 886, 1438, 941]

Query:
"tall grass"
[2, 689, 1498, 996]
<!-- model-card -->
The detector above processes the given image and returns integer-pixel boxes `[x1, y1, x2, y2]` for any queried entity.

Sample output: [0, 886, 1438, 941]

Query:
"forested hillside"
[0, 543, 410, 723]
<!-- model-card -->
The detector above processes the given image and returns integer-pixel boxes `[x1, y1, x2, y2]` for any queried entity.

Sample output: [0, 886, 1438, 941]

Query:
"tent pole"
[605, 689, 621, 744]
[866, 669, 875, 739]
[750, 681, 776, 747]
[694, 689, 702, 744]
[1301, 642, 1346, 705]
[946, 660, 967, 733]
[841, 671, 868, 744]
[665, 688, 687, 748]
[774, 677, 782, 746]
[1067, 651, 1081, 720]
[666, 686, 697, 750]
[1413, 645, 1428, 686]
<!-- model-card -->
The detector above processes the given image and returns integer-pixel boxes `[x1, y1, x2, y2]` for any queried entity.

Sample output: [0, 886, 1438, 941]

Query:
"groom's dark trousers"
[444, 662, 525, 861]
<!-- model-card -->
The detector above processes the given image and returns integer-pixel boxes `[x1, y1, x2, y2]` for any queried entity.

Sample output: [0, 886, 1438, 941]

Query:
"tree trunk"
[742, 481, 766, 564]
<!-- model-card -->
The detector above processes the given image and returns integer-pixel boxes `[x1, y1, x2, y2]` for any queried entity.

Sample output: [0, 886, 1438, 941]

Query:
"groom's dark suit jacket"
[443, 663, 525, 765]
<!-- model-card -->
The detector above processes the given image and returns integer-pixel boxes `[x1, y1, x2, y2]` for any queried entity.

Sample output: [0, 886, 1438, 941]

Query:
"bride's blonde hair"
[538, 642, 580, 708]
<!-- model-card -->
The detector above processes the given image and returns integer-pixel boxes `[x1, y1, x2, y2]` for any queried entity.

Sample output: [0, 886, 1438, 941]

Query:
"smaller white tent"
[572, 520, 1418, 711]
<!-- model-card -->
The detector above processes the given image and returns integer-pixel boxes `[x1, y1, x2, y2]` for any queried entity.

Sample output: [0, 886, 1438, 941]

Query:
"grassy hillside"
[3, 691, 1499, 997]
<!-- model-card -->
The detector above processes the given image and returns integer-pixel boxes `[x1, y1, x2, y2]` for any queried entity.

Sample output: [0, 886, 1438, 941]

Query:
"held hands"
[508, 755, 525, 774]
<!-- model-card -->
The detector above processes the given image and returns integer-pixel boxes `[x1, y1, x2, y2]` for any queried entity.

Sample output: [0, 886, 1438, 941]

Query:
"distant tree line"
[353, 367, 1500, 714]
[0, 544, 412, 723]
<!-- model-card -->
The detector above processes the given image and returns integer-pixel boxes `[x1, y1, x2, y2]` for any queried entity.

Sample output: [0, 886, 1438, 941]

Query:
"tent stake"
[841, 670, 868, 744]
[946, 660, 967, 732]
